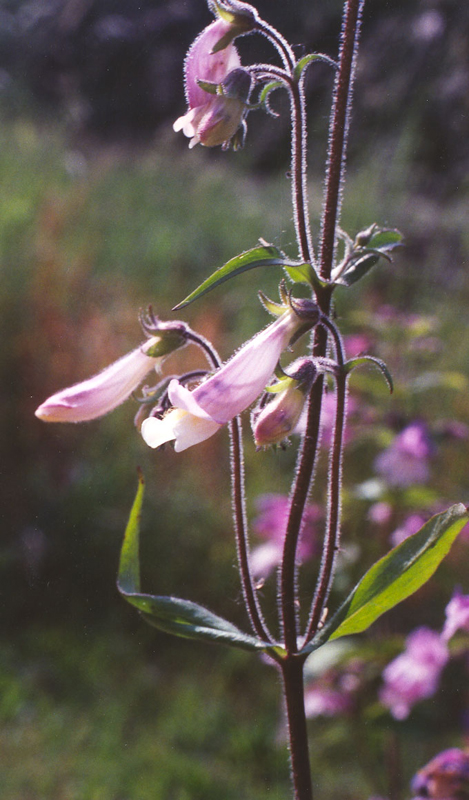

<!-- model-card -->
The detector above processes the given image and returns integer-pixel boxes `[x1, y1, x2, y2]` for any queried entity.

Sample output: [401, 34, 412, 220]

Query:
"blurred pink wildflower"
[344, 333, 372, 358]
[249, 494, 320, 579]
[380, 627, 449, 720]
[375, 422, 432, 487]
[390, 513, 427, 547]
[304, 686, 352, 718]
[368, 501, 393, 526]
[442, 590, 469, 642]
[411, 748, 469, 800]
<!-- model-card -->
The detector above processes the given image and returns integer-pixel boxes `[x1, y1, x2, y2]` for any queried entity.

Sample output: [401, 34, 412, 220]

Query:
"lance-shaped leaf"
[173, 244, 314, 310]
[117, 474, 275, 652]
[301, 503, 468, 655]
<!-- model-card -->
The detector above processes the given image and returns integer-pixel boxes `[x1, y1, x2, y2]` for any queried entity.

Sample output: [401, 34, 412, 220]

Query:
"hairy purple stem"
[290, 80, 314, 265]
[230, 415, 275, 644]
[320, 0, 364, 281]
[281, 655, 313, 800]
[278, 3, 365, 798]
[305, 369, 347, 641]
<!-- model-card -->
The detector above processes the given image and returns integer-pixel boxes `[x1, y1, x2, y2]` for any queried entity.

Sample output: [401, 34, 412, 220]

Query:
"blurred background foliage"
[1, 0, 469, 798]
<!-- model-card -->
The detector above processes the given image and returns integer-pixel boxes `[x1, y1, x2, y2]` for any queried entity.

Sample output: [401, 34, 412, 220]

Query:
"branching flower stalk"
[35, 3, 469, 800]
[276, 2, 364, 797]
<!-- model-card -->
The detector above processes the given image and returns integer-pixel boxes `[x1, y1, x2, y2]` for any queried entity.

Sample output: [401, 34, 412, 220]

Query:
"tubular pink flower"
[35, 337, 164, 423]
[141, 309, 303, 452]
[173, 19, 246, 149]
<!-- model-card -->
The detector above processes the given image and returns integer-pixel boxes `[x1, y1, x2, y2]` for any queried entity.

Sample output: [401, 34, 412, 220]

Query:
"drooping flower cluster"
[251, 357, 318, 449]
[35, 299, 321, 454]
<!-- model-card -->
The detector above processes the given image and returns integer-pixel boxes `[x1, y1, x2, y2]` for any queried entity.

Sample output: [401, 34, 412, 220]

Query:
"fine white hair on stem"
[319, 0, 365, 279]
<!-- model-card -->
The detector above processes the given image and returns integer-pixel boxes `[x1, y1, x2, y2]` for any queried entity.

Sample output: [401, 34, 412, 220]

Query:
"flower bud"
[252, 359, 317, 447]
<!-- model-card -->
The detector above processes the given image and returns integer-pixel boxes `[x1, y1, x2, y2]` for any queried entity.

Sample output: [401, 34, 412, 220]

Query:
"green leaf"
[285, 262, 324, 287]
[302, 503, 468, 655]
[334, 228, 403, 288]
[294, 53, 338, 81]
[334, 252, 381, 287]
[367, 229, 403, 250]
[173, 244, 308, 310]
[117, 474, 275, 652]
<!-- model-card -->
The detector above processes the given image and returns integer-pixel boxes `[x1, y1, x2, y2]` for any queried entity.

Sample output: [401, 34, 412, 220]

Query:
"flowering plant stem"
[274, 1, 364, 797]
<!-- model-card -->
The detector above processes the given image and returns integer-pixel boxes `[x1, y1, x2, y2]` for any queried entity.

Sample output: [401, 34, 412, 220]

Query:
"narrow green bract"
[173, 244, 306, 309]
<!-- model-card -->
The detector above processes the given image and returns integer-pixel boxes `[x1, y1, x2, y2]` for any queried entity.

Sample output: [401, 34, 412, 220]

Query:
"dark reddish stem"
[305, 369, 347, 641]
[281, 655, 313, 800]
[230, 416, 275, 644]
[277, 2, 365, 798]
[320, 0, 364, 281]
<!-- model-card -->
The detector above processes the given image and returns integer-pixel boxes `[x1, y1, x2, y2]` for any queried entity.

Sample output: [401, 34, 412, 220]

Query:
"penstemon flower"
[173, 18, 251, 149]
[35, 323, 188, 423]
[141, 307, 315, 452]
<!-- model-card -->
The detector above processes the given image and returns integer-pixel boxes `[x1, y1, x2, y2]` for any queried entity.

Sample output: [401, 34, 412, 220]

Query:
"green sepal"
[258, 81, 284, 117]
[257, 290, 286, 318]
[118, 473, 275, 653]
[265, 375, 297, 394]
[301, 503, 468, 655]
[333, 227, 403, 288]
[345, 356, 393, 394]
[197, 79, 220, 96]
[173, 244, 305, 310]
[209, 1, 258, 52]
[294, 53, 338, 82]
